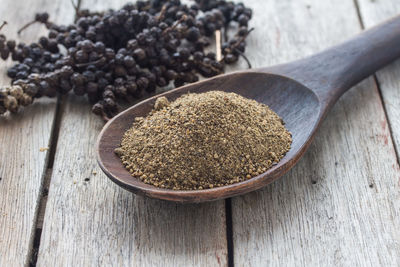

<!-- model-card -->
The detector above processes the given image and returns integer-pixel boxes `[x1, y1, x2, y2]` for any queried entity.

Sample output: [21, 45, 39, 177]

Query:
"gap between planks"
[225, 198, 234, 267]
[29, 96, 65, 267]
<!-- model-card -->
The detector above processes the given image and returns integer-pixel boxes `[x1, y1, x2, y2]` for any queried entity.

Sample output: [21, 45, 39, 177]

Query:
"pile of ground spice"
[115, 91, 292, 190]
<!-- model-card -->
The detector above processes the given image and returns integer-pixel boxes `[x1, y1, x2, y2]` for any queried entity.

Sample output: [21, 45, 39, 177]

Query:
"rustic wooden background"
[1, 0, 400, 266]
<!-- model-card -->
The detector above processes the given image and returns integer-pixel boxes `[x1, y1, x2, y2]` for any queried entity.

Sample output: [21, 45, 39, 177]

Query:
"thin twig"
[17, 21, 37, 35]
[235, 48, 252, 69]
[76, 0, 82, 11]
[0, 21, 7, 31]
[215, 30, 222, 61]
[76, 0, 82, 12]
[225, 27, 254, 54]
[70, 0, 78, 11]
[157, 4, 167, 21]
[71, 0, 82, 21]
[75, 58, 103, 68]
[196, 60, 223, 73]
[162, 15, 187, 35]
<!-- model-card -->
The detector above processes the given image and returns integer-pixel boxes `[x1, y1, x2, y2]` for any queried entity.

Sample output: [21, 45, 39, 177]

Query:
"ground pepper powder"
[115, 91, 292, 190]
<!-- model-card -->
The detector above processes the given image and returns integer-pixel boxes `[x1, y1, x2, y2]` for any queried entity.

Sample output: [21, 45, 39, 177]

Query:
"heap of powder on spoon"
[115, 91, 292, 190]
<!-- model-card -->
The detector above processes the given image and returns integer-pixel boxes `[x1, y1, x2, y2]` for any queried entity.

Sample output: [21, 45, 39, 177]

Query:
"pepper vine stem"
[227, 27, 254, 54]
[17, 21, 37, 35]
[0, 21, 7, 31]
[162, 15, 187, 35]
[235, 48, 252, 69]
[71, 0, 82, 22]
[157, 4, 167, 22]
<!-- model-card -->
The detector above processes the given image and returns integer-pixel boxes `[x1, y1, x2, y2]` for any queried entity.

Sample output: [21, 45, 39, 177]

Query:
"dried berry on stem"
[0, 0, 254, 120]
[17, 13, 50, 35]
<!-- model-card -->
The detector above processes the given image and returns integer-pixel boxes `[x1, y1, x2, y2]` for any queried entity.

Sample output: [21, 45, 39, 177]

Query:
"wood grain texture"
[36, 1, 227, 266]
[0, 1, 73, 266]
[37, 99, 227, 267]
[231, 0, 400, 266]
[357, 0, 400, 160]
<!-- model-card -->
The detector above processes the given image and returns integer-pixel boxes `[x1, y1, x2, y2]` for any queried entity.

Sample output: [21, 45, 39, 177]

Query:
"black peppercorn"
[0, 0, 253, 120]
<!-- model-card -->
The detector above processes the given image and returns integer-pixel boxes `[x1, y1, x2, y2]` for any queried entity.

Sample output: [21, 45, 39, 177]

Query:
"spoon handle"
[263, 15, 400, 108]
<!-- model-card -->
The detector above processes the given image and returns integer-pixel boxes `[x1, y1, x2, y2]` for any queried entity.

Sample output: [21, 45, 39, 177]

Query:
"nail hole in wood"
[84, 178, 90, 182]
[311, 180, 317, 185]
[369, 183, 374, 188]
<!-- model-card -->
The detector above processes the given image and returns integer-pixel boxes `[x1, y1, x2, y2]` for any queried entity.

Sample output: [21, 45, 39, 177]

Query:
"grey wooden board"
[231, 0, 400, 266]
[36, 100, 227, 267]
[36, 1, 227, 266]
[358, 0, 400, 161]
[0, 0, 72, 266]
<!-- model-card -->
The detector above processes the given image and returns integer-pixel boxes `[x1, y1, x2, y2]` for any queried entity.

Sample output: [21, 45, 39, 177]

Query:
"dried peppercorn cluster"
[0, 0, 253, 120]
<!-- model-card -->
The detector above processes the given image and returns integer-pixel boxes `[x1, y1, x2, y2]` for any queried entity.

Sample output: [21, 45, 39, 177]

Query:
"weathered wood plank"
[231, 0, 400, 266]
[0, 1, 74, 266]
[36, 1, 227, 266]
[357, 0, 400, 159]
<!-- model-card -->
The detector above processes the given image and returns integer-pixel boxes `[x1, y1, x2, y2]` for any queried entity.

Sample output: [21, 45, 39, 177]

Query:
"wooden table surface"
[1, 0, 400, 266]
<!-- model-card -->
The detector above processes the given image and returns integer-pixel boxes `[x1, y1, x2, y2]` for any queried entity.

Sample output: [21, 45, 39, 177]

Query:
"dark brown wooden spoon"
[97, 15, 400, 203]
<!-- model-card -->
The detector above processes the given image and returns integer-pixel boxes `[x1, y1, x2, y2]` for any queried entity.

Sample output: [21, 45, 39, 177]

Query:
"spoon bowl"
[97, 72, 321, 202]
[97, 15, 400, 202]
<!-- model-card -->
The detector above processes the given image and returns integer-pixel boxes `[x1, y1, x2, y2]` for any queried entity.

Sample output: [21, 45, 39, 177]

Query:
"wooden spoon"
[97, 15, 400, 203]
